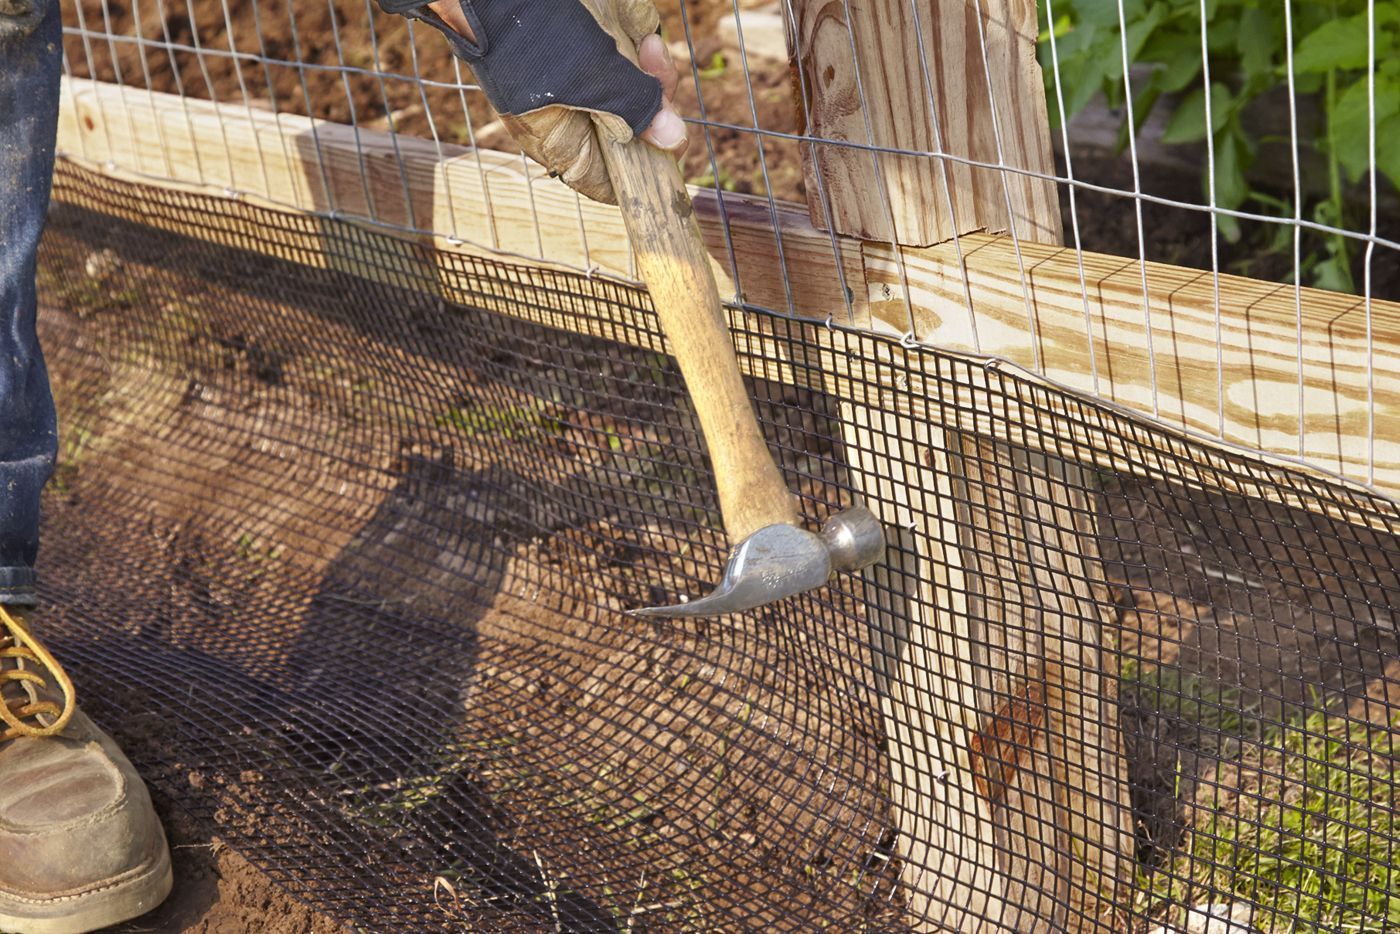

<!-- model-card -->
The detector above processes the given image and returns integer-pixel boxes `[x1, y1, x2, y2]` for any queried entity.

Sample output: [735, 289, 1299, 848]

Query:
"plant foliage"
[1039, 0, 1400, 291]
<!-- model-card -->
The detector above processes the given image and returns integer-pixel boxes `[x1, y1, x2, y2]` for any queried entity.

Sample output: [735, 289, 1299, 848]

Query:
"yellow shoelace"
[0, 606, 76, 742]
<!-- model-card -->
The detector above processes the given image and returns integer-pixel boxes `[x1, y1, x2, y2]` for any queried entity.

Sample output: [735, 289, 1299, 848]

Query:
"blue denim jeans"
[0, 0, 61, 606]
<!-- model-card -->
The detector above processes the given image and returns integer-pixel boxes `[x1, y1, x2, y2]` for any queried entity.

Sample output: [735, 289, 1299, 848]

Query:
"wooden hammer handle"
[599, 137, 800, 543]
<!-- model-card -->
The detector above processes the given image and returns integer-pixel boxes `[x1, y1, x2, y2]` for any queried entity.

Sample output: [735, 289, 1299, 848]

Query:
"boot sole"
[0, 841, 173, 934]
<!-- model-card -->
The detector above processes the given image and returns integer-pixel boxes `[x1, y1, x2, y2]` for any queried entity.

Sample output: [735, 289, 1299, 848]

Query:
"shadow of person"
[281, 443, 620, 931]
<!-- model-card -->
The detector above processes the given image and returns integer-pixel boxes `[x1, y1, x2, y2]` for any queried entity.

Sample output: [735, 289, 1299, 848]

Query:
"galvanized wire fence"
[37, 0, 1400, 931]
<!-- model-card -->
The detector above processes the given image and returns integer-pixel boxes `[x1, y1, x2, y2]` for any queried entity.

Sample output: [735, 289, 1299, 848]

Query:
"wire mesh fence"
[33, 0, 1400, 930]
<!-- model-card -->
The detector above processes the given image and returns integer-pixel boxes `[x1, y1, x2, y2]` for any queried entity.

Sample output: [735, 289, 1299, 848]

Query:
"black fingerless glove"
[380, 0, 663, 137]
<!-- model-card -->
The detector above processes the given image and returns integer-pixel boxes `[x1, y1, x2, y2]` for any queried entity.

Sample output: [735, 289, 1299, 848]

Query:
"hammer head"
[629, 507, 885, 619]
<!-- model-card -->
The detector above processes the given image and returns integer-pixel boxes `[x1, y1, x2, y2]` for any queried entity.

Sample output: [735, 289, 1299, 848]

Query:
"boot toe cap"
[0, 710, 167, 899]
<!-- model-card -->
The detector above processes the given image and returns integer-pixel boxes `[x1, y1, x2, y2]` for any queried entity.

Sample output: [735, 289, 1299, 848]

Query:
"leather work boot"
[0, 606, 172, 934]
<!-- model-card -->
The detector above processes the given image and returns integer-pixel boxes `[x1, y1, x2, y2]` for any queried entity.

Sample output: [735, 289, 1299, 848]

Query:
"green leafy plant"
[1040, 0, 1400, 291]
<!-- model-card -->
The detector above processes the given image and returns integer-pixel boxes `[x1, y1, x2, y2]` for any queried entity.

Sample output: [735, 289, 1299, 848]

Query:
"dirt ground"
[38, 180, 904, 932]
[39, 164, 1400, 932]
[105, 805, 347, 934]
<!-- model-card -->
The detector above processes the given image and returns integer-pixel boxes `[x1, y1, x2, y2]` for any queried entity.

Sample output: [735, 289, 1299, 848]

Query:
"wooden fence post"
[785, 0, 1134, 929]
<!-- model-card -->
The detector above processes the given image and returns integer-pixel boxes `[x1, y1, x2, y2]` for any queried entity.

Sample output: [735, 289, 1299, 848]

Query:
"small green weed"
[50, 425, 95, 494]
[687, 164, 741, 192]
[1121, 660, 1270, 753]
[434, 400, 567, 440]
[234, 532, 283, 563]
[697, 52, 727, 80]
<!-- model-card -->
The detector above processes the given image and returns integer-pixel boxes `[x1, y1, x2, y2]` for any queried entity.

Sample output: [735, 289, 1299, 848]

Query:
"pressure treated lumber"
[787, 0, 1060, 246]
[788, 1, 1127, 927]
[55, 77, 864, 325]
[54, 78, 1400, 513]
[865, 236, 1400, 493]
[841, 404, 1009, 930]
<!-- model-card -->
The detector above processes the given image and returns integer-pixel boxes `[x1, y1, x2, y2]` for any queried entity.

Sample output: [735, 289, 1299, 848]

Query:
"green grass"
[1137, 704, 1400, 933]
[1121, 660, 1271, 754]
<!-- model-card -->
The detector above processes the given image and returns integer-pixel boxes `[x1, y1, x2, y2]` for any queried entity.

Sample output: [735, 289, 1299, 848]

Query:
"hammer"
[595, 53, 884, 618]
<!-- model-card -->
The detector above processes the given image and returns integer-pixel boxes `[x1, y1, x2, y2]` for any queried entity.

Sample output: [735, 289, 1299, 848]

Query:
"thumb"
[640, 103, 687, 154]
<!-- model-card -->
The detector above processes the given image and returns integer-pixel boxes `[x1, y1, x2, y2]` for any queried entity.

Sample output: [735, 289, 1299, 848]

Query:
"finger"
[426, 0, 474, 40]
[638, 33, 679, 104]
[640, 100, 688, 156]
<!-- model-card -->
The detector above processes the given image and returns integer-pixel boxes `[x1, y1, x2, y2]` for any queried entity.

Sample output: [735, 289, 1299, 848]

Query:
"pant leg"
[0, 0, 62, 606]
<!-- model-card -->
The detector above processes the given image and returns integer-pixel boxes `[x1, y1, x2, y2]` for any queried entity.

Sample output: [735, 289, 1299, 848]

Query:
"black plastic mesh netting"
[35, 160, 1400, 933]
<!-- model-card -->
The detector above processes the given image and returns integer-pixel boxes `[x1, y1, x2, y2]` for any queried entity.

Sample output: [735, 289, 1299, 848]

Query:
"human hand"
[390, 0, 687, 203]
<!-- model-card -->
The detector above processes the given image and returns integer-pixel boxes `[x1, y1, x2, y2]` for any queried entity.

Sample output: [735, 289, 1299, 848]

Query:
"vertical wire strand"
[321, 0, 377, 218]
[450, 57, 498, 250]
[968, 0, 1040, 374]
[248, 0, 302, 205]
[170, 0, 239, 189]
[59, 51, 97, 163]
[781, 0, 858, 326]
[1284, 0, 1304, 457]
[519, 150, 547, 260]
[1041, 0, 1098, 396]
[1364, 0, 1376, 485]
[726, 0, 796, 316]
[66, 0, 121, 168]
[1113, 0, 1159, 419]
[282, 0, 338, 216]
[214, 0, 273, 198]
[358, 0, 419, 229]
[94, 0, 146, 175]
[837, 0, 920, 342]
[405, 22, 457, 244]
[1197, 0, 1223, 438]
[904, 0, 980, 351]
[149, 0, 210, 186]
[125, 0, 175, 180]
[678, 1, 744, 307]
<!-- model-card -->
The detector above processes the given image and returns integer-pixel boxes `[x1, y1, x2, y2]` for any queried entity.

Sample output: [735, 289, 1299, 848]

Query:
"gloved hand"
[382, 0, 687, 204]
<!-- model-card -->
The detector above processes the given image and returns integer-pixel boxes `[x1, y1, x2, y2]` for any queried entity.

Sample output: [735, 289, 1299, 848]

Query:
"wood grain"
[865, 235, 1400, 495]
[787, 1, 1128, 926]
[842, 403, 1010, 931]
[787, 0, 1060, 246]
[56, 77, 866, 327]
[600, 131, 800, 542]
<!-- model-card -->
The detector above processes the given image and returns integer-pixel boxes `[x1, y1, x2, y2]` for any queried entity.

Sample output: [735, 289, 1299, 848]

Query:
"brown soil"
[105, 806, 347, 934]
[1098, 472, 1400, 868]
[40, 160, 1400, 933]
[43, 1, 1400, 926]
